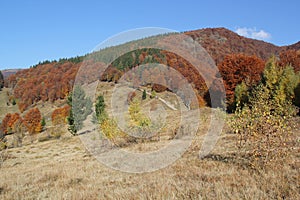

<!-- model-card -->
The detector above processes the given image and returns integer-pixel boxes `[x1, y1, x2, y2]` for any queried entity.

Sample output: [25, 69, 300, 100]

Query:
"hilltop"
[3, 27, 299, 113]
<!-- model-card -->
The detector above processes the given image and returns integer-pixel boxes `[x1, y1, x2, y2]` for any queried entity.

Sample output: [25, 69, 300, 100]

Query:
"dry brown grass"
[0, 118, 299, 199]
[1, 83, 299, 199]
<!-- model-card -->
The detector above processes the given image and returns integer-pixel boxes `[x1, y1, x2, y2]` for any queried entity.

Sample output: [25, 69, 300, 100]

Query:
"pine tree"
[0, 71, 4, 90]
[142, 89, 147, 100]
[67, 85, 92, 134]
[41, 117, 46, 128]
[95, 95, 107, 122]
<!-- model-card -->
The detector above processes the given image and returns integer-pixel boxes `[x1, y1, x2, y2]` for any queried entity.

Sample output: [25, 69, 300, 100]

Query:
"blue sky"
[0, 0, 299, 70]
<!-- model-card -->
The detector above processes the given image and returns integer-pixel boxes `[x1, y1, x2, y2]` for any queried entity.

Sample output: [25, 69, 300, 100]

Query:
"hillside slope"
[4, 27, 300, 112]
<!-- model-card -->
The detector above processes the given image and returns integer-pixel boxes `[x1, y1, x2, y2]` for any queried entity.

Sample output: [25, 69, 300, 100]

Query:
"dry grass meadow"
[0, 117, 299, 199]
[0, 83, 299, 199]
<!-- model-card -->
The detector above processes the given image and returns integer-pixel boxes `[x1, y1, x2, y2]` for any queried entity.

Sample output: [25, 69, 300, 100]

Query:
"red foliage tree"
[23, 108, 42, 134]
[279, 50, 300, 72]
[218, 54, 265, 107]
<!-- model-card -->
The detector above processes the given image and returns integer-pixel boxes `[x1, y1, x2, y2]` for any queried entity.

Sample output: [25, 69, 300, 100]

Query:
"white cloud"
[235, 27, 271, 41]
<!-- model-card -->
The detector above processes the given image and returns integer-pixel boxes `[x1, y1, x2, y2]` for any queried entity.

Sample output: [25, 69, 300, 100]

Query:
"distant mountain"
[1, 69, 23, 78]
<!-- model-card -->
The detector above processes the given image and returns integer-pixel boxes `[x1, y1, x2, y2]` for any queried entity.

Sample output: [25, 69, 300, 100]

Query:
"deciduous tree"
[218, 54, 265, 111]
[23, 108, 42, 134]
[52, 105, 70, 125]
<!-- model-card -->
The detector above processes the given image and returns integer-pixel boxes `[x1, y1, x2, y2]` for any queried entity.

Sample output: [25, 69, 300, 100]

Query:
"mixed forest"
[1, 27, 300, 166]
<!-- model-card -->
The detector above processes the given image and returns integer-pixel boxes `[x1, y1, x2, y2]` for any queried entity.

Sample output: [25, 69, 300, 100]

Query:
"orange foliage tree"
[218, 54, 265, 109]
[1, 113, 12, 134]
[51, 105, 70, 126]
[1, 113, 23, 134]
[23, 108, 42, 134]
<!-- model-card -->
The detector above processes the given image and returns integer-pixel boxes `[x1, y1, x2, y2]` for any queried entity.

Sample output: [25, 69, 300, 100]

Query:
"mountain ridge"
[2, 27, 300, 72]
[3, 27, 300, 112]
[184, 27, 298, 64]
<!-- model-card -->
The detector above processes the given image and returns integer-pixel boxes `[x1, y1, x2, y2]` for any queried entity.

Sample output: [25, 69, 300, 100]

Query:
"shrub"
[128, 98, 151, 127]
[100, 118, 125, 142]
[150, 90, 156, 99]
[229, 58, 299, 168]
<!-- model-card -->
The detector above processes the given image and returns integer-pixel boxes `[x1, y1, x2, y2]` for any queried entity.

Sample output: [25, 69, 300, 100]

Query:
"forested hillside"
[4, 28, 300, 113]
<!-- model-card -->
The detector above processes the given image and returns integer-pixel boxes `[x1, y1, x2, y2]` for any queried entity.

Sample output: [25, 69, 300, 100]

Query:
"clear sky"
[0, 0, 299, 70]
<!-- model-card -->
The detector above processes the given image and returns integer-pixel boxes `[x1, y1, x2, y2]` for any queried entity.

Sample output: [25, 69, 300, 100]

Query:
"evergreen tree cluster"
[67, 85, 92, 134]
[0, 71, 4, 90]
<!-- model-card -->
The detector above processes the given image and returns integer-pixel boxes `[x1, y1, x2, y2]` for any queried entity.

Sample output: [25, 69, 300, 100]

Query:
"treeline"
[30, 56, 84, 68]
[3, 31, 300, 113]
[1, 108, 43, 136]
[217, 50, 300, 112]
[6, 62, 80, 112]
[0, 86, 91, 140]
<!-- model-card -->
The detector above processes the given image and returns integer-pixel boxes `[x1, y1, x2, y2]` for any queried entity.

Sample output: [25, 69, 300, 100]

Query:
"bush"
[100, 118, 125, 142]
[128, 98, 151, 128]
[229, 58, 299, 168]
[150, 90, 156, 99]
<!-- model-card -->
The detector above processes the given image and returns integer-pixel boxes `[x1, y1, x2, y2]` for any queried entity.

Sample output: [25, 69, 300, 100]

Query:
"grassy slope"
[0, 128, 299, 199]
[0, 82, 299, 199]
[0, 88, 19, 121]
[0, 87, 66, 127]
